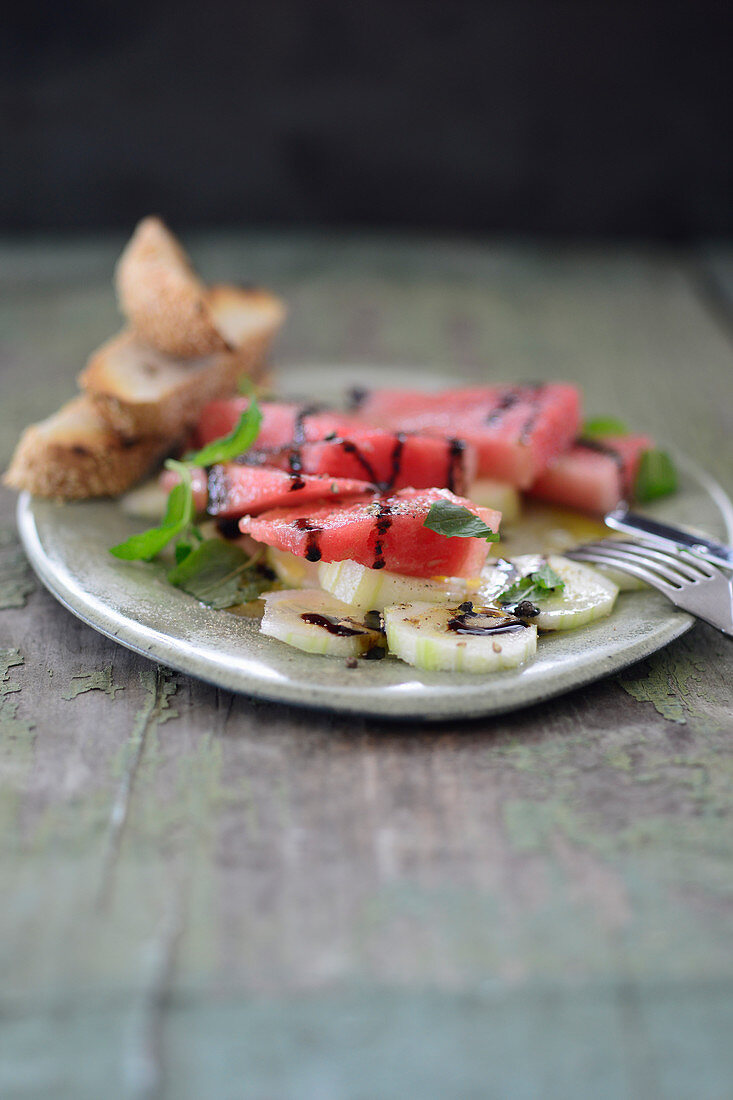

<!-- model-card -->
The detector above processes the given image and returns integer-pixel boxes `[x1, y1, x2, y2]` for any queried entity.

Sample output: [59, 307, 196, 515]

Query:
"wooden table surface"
[1, 233, 732, 1099]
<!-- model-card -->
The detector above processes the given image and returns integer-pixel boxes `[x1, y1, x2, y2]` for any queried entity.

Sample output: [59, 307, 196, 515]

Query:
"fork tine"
[568, 542, 733, 638]
[663, 547, 719, 578]
[566, 549, 677, 593]
[607, 540, 712, 581]
[576, 543, 695, 587]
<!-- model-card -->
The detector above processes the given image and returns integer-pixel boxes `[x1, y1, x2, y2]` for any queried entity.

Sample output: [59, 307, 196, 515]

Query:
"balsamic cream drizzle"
[447, 606, 529, 636]
[371, 501, 393, 570]
[576, 437, 625, 471]
[293, 517, 324, 562]
[483, 383, 547, 446]
[299, 612, 365, 637]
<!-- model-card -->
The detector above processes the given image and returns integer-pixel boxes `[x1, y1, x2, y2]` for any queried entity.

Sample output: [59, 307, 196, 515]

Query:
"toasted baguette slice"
[3, 396, 170, 499]
[115, 216, 228, 357]
[80, 284, 283, 437]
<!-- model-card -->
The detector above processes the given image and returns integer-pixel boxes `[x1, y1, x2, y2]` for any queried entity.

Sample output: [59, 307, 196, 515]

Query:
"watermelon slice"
[239, 488, 501, 578]
[160, 466, 209, 513]
[246, 431, 476, 494]
[206, 465, 372, 518]
[196, 399, 477, 493]
[195, 399, 363, 451]
[529, 435, 652, 514]
[353, 383, 581, 488]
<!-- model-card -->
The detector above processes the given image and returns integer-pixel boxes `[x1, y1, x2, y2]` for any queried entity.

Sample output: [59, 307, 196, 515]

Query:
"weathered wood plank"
[0, 235, 732, 1097]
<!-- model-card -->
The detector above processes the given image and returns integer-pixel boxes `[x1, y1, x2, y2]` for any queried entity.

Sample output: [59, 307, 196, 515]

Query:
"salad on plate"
[4, 217, 678, 678]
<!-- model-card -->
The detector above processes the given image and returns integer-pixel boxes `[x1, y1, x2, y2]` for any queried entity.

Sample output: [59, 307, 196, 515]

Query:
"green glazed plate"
[17, 364, 733, 720]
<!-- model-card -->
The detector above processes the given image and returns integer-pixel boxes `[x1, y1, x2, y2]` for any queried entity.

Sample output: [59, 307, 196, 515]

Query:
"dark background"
[3, 1, 732, 239]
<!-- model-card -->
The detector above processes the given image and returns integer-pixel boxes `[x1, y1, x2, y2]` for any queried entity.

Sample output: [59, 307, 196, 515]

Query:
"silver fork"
[565, 539, 733, 637]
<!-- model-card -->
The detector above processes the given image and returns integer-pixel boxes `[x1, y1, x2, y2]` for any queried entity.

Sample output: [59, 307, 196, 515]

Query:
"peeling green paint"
[111, 665, 179, 783]
[0, 529, 35, 610]
[618, 645, 706, 724]
[97, 665, 180, 906]
[0, 648, 33, 738]
[62, 666, 124, 700]
[0, 648, 24, 692]
[0, 649, 35, 846]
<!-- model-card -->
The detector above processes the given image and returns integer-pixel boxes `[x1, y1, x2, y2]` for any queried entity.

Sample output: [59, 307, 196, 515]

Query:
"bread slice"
[79, 284, 284, 438]
[115, 216, 228, 357]
[3, 396, 170, 499]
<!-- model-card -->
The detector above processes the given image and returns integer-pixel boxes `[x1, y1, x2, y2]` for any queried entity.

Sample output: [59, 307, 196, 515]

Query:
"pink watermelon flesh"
[529, 435, 652, 514]
[195, 399, 363, 451]
[239, 488, 501, 578]
[206, 465, 372, 518]
[160, 466, 209, 513]
[249, 431, 477, 495]
[196, 400, 477, 493]
[353, 384, 581, 487]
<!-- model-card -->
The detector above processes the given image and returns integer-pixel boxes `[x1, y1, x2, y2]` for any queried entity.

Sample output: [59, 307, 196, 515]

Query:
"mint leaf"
[174, 540, 194, 565]
[582, 417, 628, 437]
[110, 460, 194, 561]
[499, 563, 565, 606]
[167, 538, 270, 609]
[423, 501, 499, 542]
[634, 448, 677, 502]
[184, 398, 262, 467]
[531, 562, 565, 591]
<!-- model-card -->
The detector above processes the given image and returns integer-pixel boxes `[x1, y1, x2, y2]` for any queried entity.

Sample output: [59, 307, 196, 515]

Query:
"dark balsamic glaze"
[287, 404, 322, 476]
[371, 501, 393, 570]
[576, 437, 625, 472]
[293, 517, 323, 562]
[514, 599, 540, 619]
[486, 389, 521, 425]
[215, 517, 243, 540]
[446, 438, 466, 494]
[347, 387, 368, 410]
[334, 430, 408, 494]
[483, 383, 547, 446]
[447, 607, 529, 636]
[363, 609, 384, 632]
[340, 439, 380, 485]
[518, 384, 547, 445]
[388, 433, 406, 490]
[300, 612, 365, 637]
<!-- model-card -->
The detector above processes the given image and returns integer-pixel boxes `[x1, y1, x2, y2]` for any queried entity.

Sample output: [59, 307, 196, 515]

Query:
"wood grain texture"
[1, 235, 732, 1099]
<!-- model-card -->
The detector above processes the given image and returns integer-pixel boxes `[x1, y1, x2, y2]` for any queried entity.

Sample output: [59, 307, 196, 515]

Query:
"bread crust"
[3, 396, 169, 500]
[80, 285, 284, 438]
[5, 220, 287, 501]
[115, 216, 228, 358]
[80, 325, 274, 438]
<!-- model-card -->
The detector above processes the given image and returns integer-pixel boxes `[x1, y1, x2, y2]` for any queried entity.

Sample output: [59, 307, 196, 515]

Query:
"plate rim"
[17, 451, 733, 721]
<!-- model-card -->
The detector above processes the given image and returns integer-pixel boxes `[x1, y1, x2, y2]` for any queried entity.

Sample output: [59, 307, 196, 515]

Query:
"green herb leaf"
[499, 563, 565, 606]
[423, 501, 500, 542]
[110, 460, 194, 561]
[582, 416, 628, 437]
[634, 448, 677, 502]
[167, 538, 269, 609]
[184, 398, 263, 467]
[531, 562, 565, 591]
[234, 572, 274, 605]
[174, 540, 194, 565]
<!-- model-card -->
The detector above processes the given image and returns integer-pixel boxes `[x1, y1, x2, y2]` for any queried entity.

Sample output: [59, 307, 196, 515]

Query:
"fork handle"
[605, 507, 733, 572]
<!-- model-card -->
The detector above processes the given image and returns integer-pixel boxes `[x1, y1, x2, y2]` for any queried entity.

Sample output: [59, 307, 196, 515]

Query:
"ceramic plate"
[17, 364, 733, 720]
